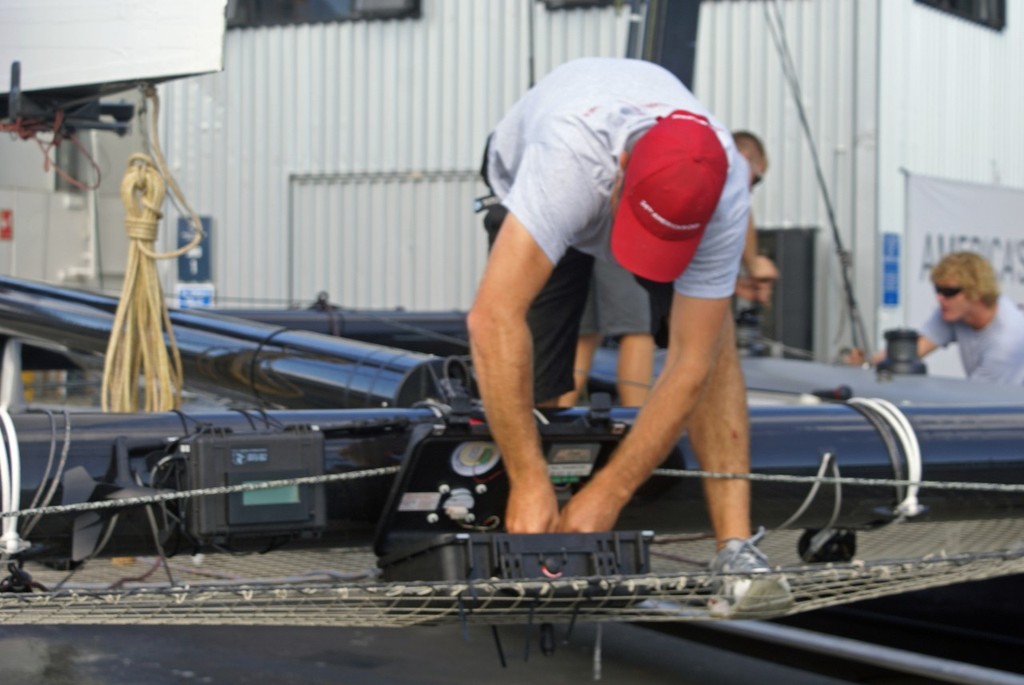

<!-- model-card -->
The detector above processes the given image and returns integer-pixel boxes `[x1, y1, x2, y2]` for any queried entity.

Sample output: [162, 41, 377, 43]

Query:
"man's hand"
[467, 212, 561, 534]
[736, 254, 778, 304]
[556, 482, 627, 533]
[504, 476, 560, 533]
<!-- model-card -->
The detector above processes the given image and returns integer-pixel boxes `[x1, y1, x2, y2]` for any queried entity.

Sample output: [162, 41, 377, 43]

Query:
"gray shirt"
[920, 294, 1024, 384]
[485, 57, 750, 299]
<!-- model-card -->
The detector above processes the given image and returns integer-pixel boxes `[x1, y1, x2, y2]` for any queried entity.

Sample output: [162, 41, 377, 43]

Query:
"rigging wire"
[2, 463, 1021, 524]
[763, 0, 872, 359]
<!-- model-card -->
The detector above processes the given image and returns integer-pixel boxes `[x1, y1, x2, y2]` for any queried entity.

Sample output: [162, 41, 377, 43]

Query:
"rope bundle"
[100, 87, 203, 413]
[101, 153, 184, 412]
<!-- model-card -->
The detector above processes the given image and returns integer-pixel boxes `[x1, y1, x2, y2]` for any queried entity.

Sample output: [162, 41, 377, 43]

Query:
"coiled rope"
[847, 397, 924, 519]
[101, 87, 205, 413]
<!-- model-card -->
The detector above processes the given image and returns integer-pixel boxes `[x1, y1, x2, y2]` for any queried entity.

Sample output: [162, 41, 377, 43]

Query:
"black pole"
[0, 276, 448, 410]
[642, 0, 702, 89]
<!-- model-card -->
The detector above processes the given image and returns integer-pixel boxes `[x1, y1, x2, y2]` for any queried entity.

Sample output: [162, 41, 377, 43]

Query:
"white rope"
[848, 397, 924, 518]
[0, 406, 27, 554]
[0, 408, 9, 548]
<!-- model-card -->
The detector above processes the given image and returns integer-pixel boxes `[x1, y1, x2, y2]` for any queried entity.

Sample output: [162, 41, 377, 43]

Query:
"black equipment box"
[373, 414, 630, 558]
[378, 530, 654, 582]
[184, 430, 326, 543]
[373, 407, 652, 582]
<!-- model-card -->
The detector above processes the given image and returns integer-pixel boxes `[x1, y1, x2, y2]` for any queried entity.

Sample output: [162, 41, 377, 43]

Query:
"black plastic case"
[378, 530, 653, 582]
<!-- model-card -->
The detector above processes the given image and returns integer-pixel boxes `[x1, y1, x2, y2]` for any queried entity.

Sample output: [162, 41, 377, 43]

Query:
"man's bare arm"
[739, 215, 778, 303]
[917, 334, 937, 359]
[558, 292, 733, 532]
[466, 212, 559, 533]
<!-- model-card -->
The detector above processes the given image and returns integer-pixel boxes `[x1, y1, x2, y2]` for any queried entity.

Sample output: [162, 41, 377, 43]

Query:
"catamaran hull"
[2, 403, 1021, 563]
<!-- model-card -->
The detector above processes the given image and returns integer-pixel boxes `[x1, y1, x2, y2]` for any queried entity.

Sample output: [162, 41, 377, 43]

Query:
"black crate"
[378, 530, 653, 582]
[185, 431, 325, 543]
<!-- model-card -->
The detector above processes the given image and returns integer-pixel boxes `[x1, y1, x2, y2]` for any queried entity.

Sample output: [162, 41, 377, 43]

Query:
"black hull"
[4, 403, 1022, 563]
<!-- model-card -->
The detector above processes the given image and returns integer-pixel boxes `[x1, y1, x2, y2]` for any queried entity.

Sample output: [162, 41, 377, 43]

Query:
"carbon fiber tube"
[2, 403, 1022, 563]
[620, 403, 1024, 535]
[0, 276, 447, 409]
[212, 303, 470, 357]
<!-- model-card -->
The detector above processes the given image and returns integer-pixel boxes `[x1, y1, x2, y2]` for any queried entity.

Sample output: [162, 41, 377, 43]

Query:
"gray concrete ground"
[0, 622, 850, 684]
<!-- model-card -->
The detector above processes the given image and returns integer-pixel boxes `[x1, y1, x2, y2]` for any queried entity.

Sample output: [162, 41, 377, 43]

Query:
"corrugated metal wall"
[158, 0, 630, 309]
[154, 0, 1024, 358]
[693, 0, 876, 359]
[877, 1, 1024, 192]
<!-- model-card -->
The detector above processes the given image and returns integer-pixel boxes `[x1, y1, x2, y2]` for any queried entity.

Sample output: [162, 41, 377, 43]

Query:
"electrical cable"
[133, 470, 176, 587]
[775, 452, 840, 530]
[23, 409, 58, 517]
[21, 408, 72, 537]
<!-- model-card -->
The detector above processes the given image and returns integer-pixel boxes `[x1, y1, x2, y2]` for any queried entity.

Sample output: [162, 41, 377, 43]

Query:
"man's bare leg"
[686, 318, 751, 547]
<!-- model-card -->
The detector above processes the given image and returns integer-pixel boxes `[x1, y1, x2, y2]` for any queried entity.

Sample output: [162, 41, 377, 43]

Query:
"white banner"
[904, 174, 1024, 377]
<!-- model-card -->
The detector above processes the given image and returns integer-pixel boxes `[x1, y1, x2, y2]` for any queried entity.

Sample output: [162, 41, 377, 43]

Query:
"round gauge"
[451, 441, 501, 477]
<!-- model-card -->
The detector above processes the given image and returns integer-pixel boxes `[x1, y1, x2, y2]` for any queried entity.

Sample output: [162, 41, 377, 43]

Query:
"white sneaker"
[708, 528, 793, 618]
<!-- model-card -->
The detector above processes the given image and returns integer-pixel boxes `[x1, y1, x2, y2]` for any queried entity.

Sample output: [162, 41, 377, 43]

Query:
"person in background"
[558, 130, 777, 408]
[558, 258, 656, 407]
[732, 131, 778, 304]
[470, 57, 791, 617]
[873, 251, 1024, 384]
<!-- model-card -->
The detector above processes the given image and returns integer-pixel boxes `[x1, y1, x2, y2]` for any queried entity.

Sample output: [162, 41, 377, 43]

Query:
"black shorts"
[479, 143, 672, 402]
[483, 204, 594, 403]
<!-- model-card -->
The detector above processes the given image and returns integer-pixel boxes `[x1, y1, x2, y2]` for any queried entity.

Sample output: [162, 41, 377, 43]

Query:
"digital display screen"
[242, 482, 300, 507]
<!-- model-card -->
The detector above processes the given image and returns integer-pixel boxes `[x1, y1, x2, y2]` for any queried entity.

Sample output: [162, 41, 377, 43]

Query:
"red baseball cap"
[611, 110, 728, 283]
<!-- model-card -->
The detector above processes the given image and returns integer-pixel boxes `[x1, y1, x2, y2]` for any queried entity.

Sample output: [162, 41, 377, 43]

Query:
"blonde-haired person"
[877, 251, 1024, 384]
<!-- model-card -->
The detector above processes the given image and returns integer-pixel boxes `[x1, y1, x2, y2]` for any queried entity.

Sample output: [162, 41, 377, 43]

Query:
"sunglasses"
[750, 174, 763, 190]
[934, 285, 963, 298]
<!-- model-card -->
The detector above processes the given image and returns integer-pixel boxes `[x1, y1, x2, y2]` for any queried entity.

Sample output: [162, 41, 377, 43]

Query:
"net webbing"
[2, 520, 1021, 626]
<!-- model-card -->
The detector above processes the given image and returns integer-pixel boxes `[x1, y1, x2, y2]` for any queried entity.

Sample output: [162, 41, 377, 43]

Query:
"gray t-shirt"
[919, 294, 1024, 384]
[485, 57, 750, 299]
